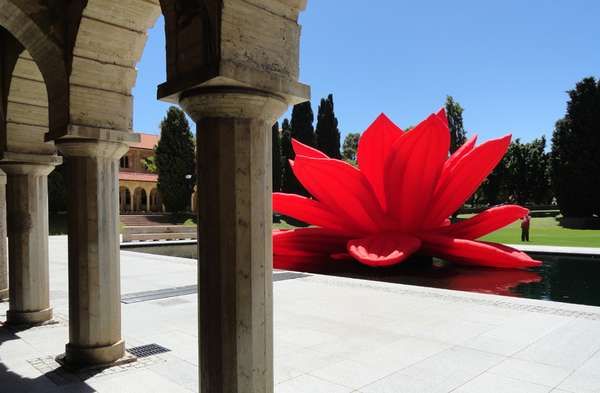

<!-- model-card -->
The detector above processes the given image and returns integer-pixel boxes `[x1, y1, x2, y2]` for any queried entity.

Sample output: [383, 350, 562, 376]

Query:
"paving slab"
[0, 236, 599, 392]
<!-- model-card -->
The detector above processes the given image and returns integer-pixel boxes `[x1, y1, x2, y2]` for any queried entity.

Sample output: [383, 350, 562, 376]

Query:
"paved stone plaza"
[1, 236, 600, 392]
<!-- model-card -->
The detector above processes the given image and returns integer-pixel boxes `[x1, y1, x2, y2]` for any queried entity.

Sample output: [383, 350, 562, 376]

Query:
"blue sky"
[133, 1, 600, 144]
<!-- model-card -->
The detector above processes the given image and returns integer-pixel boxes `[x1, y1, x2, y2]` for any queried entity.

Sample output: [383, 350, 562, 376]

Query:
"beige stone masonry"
[180, 87, 287, 393]
[0, 160, 58, 325]
[56, 139, 130, 366]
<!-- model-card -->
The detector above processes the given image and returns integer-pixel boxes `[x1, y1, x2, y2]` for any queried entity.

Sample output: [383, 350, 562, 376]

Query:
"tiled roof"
[119, 172, 158, 182]
[130, 133, 159, 150]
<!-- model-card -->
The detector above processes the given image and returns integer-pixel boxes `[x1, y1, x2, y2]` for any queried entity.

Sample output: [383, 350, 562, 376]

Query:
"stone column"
[56, 139, 130, 367]
[179, 87, 286, 393]
[0, 169, 7, 301]
[0, 162, 56, 324]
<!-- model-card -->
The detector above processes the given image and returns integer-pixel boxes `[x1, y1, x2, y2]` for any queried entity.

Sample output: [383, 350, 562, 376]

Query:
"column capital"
[56, 139, 129, 160]
[0, 162, 58, 176]
[179, 87, 288, 124]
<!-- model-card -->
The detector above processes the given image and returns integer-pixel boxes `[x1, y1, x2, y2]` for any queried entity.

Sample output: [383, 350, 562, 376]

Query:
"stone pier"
[180, 87, 287, 393]
[57, 139, 130, 367]
[0, 159, 58, 325]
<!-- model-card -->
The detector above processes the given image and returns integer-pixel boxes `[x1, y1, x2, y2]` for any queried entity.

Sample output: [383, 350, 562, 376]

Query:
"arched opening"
[149, 188, 161, 212]
[0, 1, 69, 138]
[5, 48, 56, 155]
[68, 0, 162, 133]
[0, 1, 307, 385]
[133, 187, 147, 212]
[0, 18, 63, 333]
[119, 186, 132, 213]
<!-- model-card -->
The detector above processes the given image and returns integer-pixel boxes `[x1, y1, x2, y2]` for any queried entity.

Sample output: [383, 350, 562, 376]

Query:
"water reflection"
[122, 243, 600, 307]
[274, 253, 600, 307]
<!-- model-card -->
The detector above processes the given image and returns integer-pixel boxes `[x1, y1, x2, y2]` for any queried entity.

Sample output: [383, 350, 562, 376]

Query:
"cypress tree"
[272, 122, 282, 192]
[315, 94, 342, 158]
[279, 102, 316, 196]
[445, 96, 467, 154]
[290, 101, 315, 147]
[550, 77, 600, 217]
[280, 117, 307, 196]
[155, 106, 196, 213]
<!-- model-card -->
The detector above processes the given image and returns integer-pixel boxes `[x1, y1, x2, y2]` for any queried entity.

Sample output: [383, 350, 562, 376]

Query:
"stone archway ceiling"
[6, 50, 55, 155]
[69, 0, 161, 132]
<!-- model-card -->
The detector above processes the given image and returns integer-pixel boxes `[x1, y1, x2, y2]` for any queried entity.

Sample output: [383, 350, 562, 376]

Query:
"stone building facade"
[0, 1, 309, 391]
[118, 133, 162, 213]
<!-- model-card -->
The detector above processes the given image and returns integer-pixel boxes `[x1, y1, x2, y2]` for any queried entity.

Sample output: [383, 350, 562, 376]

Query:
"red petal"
[291, 155, 384, 233]
[424, 136, 478, 227]
[425, 135, 511, 227]
[292, 138, 328, 159]
[438, 136, 478, 188]
[273, 193, 361, 235]
[384, 114, 450, 231]
[357, 114, 403, 211]
[347, 233, 421, 267]
[273, 227, 349, 257]
[420, 234, 541, 269]
[434, 205, 528, 239]
[436, 108, 448, 129]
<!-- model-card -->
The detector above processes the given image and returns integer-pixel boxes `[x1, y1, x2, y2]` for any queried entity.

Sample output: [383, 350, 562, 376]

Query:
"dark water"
[275, 253, 600, 307]
[123, 243, 600, 307]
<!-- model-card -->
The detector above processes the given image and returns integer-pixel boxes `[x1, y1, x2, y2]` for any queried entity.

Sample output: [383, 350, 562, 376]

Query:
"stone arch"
[68, 0, 162, 132]
[5, 49, 56, 155]
[149, 188, 161, 212]
[0, 0, 69, 139]
[133, 187, 147, 212]
[119, 186, 132, 213]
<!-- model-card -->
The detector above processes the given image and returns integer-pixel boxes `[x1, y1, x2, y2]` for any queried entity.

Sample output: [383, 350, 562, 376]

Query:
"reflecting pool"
[123, 243, 600, 307]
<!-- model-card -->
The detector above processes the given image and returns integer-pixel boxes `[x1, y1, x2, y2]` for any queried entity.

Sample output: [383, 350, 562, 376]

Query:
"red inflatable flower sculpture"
[273, 110, 541, 269]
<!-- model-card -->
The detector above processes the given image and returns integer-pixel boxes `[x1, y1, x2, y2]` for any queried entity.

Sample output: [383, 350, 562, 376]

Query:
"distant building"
[119, 133, 162, 213]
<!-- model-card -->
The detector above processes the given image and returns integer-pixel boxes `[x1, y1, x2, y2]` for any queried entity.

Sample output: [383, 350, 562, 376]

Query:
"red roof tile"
[119, 172, 158, 182]
[130, 133, 159, 150]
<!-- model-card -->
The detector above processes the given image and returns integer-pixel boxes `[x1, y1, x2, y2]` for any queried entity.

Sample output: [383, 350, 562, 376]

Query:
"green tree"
[281, 102, 315, 196]
[280, 119, 296, 193]
[342, 132, 360, 163]
[315, 94, 341, 158]
[155, 107, 196, 213]
[142, 155, 157, 173]
[480, 137, 551, 206]
[272, 122, 282, 192]
[290, 101, 315, 147]
[550, 77, 600, 217]
[480, 156, 509, 206]
[504, 138, 550, 205]
[445, 96, 467, 154]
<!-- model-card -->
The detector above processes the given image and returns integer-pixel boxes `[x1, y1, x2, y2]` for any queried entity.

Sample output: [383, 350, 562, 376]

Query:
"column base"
[58, 340, 135, 370]
[0, 288, 7, 301]
[6, 307, 52, 325]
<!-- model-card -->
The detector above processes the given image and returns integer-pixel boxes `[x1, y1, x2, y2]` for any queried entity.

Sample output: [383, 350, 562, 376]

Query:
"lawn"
[273, 220, 298, 231]
[481, 216, 600, 247]
[273, 216, 600, 248]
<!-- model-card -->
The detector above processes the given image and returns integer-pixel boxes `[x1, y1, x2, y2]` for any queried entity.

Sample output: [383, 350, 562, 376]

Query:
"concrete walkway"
[1, 236, 600, 392]
[510, 243, 600, 256]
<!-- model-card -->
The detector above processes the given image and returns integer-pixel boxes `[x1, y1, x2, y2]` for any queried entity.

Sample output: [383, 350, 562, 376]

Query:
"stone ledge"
[0, 152, 62, 167]
[49, 124, 141, 146]
[158, 60, 310, 106]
